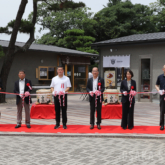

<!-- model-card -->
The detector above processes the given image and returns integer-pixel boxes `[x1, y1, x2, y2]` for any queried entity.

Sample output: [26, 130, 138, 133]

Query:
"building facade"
[0, 40, 98, 96]
[92, 32, 165, 102]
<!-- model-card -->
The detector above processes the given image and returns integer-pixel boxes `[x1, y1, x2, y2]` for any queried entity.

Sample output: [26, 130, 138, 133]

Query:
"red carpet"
[0, 124, 165, 134]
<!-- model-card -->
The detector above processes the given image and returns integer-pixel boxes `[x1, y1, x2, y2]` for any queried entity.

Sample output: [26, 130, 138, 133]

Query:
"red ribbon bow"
[129, 86, 135, 108]
[98, 82, 101, 86]
[58, 91, 65, 107]
[25, 83, 32, 106]
[26, 83, 32, 90]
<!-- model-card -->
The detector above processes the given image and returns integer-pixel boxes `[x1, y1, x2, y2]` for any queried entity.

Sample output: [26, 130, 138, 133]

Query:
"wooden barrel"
[36, 89, 52, 104]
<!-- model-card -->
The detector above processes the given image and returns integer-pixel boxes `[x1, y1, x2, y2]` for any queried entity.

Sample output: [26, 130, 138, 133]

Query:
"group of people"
[0, 65, 165, 131]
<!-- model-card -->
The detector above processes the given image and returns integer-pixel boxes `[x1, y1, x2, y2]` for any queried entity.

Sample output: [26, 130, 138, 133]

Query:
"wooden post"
[86, 65, 88, 85]
[65, 64, 67, 76]
[57, 55, 60, 66]
[72, 65, 74, 92]
[122, 67, 124, 80]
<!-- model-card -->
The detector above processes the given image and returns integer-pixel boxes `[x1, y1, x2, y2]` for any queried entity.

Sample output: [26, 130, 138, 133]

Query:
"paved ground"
[0, 95, 164, 165]
[0, 95, 161, 126]
[0, 136, 165, 165]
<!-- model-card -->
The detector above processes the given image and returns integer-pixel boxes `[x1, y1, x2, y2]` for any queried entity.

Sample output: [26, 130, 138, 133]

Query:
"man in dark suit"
[155, 65, 165, 130]
[14, 70, 32, 128]
[86, 67, 105, 129]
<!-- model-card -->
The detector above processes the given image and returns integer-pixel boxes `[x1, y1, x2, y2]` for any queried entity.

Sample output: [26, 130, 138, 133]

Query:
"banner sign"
[103, 55, 130, 68]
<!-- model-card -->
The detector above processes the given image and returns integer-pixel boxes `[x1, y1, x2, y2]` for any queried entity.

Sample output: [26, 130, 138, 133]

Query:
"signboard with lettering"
[103, 55, 130, 68]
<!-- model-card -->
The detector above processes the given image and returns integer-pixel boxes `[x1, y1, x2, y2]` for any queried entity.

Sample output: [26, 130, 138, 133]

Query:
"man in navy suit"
[86, 67, 105, 129]
[155, 65, 165, 130]
[14, 70, 32, 128]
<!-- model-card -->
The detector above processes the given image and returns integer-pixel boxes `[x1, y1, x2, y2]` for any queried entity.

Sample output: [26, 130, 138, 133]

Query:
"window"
[37, 66, 56, 80]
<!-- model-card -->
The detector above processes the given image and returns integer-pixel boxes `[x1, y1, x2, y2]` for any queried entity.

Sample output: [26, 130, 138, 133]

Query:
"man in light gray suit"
[14, 70, 32, 128]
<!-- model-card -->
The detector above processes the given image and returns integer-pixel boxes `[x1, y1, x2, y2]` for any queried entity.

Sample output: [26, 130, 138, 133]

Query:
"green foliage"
[34, 0, 165, 51]
[58, 29, 98, 54]
[150, 0, 165, 32]
[94, 0, 159, 41]
[107, 0, 122, 6]
[64, 29, 84, 36]
[0, 27, 11, 34]
[1, 0, 85, 36]
[48, 0, 85, 11]
[33, 2, 97, 45]
[76, 47, 99, 54]
[160, 0, 165, 5]
[0, 19, 34, 34]
[8, 19, 34, 33]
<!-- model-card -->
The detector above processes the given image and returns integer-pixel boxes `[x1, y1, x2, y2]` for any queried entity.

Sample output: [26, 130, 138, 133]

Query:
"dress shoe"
[27, 125, 31, 128]
[128, 127, 133, 130]
[15, 125, 21, 128]
[90, 124, 94, 129]
[97, 124, 101, 130]
[63, 124, 67, 129]
[160, 126, 164, 130]
[54, 124, 60, 129]
[123, 127, 127, 130]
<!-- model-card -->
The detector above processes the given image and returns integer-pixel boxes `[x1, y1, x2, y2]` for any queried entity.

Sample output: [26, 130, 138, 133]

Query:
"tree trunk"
[0, 0, 28, 103]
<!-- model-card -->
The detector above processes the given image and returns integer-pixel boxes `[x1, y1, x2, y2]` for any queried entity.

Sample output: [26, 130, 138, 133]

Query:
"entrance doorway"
[138, 55, 152, 102]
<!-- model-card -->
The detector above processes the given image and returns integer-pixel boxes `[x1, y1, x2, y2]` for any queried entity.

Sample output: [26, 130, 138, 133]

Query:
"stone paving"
[0, 136, 165, 165]
[0, 95, 165, 165]
[0, 95, 161, 126]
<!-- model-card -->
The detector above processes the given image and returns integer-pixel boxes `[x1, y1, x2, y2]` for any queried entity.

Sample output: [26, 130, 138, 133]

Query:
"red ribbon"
[26, 83, 32, 106]
[94, 90, 101, 108]
[58, 91, 65, 107]
[22, 96, 25, 108]
[26, 83, 32, 90]
[129, 89, 133, 107]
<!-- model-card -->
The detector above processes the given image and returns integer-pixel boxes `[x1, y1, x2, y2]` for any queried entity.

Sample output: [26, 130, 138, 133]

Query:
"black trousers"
[54, 95, 67, 125]
[90, 95, 102, 125]
[121, 101, 135, 129]
[160, 95, 165, 126]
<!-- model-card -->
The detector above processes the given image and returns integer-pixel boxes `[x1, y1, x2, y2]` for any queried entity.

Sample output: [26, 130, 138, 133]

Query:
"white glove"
[59, 91, 65, 95]
[25, 91, 30, 97]
[19, 94, 24, 98]
[123, 91, 127, 96]
[89, 91, 94, 97]
[159, 90, 164, 95]
[130, 90, 137, 96]
[95, 90, 101, 96]
[52, 91, 58, 96]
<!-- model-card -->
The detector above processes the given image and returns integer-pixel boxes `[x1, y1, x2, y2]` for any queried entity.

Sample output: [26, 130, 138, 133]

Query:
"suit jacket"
[14, 78, 32, 105]
[120, 79, 136, 104]
[0, 78, 3, 89]
[86, 76, 105, 102]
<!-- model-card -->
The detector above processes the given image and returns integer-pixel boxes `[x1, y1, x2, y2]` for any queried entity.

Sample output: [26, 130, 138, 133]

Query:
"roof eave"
[2, 46, 98, 57]
[92, 39, 165, 47]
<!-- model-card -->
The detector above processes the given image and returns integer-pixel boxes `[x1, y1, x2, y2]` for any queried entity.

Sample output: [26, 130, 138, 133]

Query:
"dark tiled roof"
[0, 40, 98, 57]
[92, 32, 165, 46]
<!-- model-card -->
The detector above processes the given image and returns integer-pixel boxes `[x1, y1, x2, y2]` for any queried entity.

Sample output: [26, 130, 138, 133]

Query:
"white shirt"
[19, 78, 25, 94]
[93, 77, 98, 92]
[50, 75, 71, 93]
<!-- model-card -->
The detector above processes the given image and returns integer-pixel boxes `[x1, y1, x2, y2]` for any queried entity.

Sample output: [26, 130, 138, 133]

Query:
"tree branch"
[17, 0, 38, 52]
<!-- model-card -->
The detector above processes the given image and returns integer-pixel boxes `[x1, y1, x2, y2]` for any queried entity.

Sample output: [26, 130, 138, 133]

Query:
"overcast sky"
[0, 0, 157, 42]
